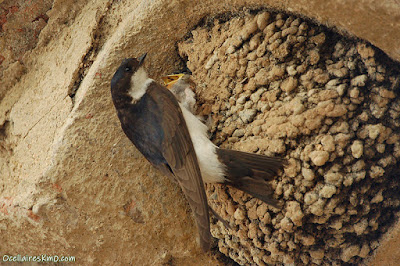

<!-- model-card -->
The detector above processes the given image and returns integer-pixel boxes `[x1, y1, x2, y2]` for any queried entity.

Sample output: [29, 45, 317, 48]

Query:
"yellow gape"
[161, 73, 185, 89]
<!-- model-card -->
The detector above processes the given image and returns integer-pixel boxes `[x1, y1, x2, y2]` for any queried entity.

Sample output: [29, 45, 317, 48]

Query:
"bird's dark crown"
[110, 54, 147, 108]
[111, 58, 138, 90]
[111, 53, 147, 91]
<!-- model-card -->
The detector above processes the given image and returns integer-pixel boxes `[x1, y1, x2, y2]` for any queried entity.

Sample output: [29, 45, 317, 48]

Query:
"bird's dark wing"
[216, 148, 286, 208]
[145, 82, 211, 251]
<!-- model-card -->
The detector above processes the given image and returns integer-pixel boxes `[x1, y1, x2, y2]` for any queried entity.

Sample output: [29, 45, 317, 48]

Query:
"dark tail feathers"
[216, 148, 286, 208]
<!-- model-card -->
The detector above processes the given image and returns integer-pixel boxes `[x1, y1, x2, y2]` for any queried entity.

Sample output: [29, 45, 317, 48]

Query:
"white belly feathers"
[179, 104, 226, 183]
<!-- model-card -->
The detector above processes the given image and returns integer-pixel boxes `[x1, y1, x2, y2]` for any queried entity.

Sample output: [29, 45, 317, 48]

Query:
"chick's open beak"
[161, 73, 185, 89]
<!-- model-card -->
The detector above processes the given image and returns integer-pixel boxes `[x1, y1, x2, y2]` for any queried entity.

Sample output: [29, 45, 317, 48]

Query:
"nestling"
[110, 53, 286, 251]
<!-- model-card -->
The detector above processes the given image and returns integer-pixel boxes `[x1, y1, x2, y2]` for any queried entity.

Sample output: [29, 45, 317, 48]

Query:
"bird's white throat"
[129, 67, 153, 102]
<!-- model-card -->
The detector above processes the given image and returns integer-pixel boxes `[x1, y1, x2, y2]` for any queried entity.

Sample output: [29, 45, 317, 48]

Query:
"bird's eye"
[125, 66, 132, 72]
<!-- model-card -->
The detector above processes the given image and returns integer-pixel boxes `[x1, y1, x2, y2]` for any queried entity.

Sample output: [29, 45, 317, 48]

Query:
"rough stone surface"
[1, 0, 400, 265]
[179, 9, 400, 265]
[0, 0, 53, 100]
[370, 218, 400, 266]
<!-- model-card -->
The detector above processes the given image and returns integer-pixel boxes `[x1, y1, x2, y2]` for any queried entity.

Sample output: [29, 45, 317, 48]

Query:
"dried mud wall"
[0, 0, 399, 265]
[179, 10, 400, 265]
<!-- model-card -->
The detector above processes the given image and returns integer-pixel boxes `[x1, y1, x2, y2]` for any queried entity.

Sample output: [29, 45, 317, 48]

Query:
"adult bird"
[110, 53, 285, 251]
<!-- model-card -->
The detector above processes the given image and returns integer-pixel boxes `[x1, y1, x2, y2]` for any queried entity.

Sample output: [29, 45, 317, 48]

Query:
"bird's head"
[111, 53, 147, 107]
[111, 53, 147, 91]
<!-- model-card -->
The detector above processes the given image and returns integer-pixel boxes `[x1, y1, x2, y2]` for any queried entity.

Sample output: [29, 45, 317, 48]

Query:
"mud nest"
[178, 9, 400, 265]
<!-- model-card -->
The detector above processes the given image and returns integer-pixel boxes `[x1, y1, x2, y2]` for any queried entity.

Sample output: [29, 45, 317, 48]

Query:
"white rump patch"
[179, 103, 226, 183]
[129, 67, 153, 102]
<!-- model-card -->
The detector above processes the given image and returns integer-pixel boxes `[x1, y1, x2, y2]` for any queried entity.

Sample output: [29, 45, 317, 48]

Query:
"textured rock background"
[0, 0, 399, 265]
[178, 10, 400, 264]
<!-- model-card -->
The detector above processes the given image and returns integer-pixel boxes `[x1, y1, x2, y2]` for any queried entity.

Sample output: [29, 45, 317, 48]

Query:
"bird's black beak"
[138, 53, 147, 66]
